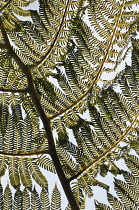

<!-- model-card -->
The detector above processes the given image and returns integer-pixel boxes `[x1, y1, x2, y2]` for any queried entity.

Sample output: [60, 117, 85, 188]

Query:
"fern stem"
[0, 150, 49, 157]
[0, 18, 80, 210]
[49, 0, 126, 121]
[69, 112, 139, 181]
[0, 88, 29, 93]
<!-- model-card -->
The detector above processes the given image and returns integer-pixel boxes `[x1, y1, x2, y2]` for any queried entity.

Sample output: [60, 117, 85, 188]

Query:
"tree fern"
[0, 0, 139, 209]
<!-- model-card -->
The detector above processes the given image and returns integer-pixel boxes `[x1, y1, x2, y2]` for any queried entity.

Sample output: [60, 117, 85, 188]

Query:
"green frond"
[51, 184, 61, 210]
[35, 155, 56, 174]
[107, 192, 126, 210]
[18, 158, 32, 189]
[122, 171, 139, 194]
[0, 156, 7, 177]
[95, 200, 112, 210]
[57, 144, 79, 178]
[13, 189, 23, 210]
[71, 182, 86, 209]
[22, 188, 31, 210]
[0, 0, 139, 209]
[31, 187, 41, 210]
[40, 187, 50, 210]
[124, 154, 139, 177]
[0, 183, 3, 209]
[114, 178, 139, 209]
[8, 157, 20, 188]
[28, 158, 48, 187]
[3, 184, 12, 210]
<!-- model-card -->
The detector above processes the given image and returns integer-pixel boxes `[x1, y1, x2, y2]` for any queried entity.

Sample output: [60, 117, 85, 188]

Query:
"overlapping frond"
[0, 0, 139, 209]
[0, 183, 66, 210]
[47, 0, 139, 127]
[58, 39, 139, 200]
[96, 161, 139, 209]
[0, 0, 32, 30]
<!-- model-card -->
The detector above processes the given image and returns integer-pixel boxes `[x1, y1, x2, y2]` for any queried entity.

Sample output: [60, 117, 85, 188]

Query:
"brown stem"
[0, 18, 80, 210]
[0, 150, 49, 157]
[0, 88, 29, 93]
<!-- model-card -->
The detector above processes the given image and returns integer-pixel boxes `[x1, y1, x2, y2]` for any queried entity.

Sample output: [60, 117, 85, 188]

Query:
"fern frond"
[51, 184, 61, 210]
[40, 187, 50, 210]
[62, 39, 139, 201]
[0, 183, 3, 209]
[95, 200, 112, 210]
[31, 187, 41, 210]
[3, 184, 12, 210]
[114, 178, 139, 209]
[46, 0, 139, 122]
[28, 158, 48, 187]
[71, 182, 86, 209]
[8, 157, 20, 188]
[35, 155, 56, 173]
[18, 158, 32, 189]
[13, 189, 23, 210]
[0, 156, 7, 177]
[107, 192, 126, 210]
[22, 188, 31, 210]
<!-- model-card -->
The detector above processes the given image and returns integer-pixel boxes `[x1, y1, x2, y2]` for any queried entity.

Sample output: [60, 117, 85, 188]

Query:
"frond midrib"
[69, 111, 139, 181]
[31, 0, 71, 69]
[49, 0, 126, 121]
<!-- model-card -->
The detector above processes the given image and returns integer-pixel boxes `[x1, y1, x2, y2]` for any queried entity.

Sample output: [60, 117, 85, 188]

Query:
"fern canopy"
[0, 0, 139, 209]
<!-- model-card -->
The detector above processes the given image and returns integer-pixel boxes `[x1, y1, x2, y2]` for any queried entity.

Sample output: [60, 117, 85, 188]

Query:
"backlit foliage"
[0, 0, 139, 209]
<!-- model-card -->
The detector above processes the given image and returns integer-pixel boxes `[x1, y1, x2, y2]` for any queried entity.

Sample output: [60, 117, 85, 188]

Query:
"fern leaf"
[18, 158, 32, 189]
[13, 189, 23, 210]
[40, 187, 50, 210]
[22, 188, 31, 210]
[28, 159, 48, 187]
[0, 183, 3, 210]
[107, 192, 126, 210]
[3, 184, 12, 210]
[51, 184, 61, 210]
[0, 156, 7, 177]
[31, 187, 41, 210]
[35, 155, 56, 174]
[8, 157, 20, 189]
[94, 200, 113, 210]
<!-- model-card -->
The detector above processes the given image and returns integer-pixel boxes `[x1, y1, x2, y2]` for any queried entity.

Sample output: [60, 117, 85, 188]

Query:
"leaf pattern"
[0, 0, 139, 209]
